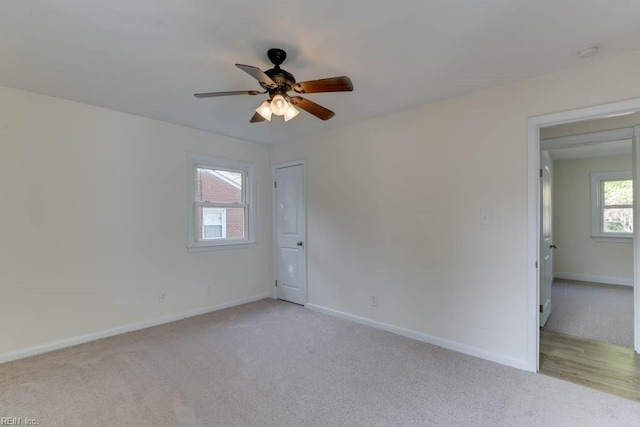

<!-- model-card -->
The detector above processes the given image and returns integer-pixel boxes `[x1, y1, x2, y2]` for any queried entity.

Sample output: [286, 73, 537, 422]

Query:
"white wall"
[271, 49, 640, 368]
[553, 155, 633, 285]
[0, 86, 272, 359]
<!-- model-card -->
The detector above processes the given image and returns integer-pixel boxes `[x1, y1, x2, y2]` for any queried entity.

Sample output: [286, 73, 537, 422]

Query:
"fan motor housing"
[263, 67, 295, 96]
[262, 48, 295, 96]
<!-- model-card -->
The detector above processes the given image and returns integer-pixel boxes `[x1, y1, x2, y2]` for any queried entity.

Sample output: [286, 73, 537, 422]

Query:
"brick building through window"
[196, 168, 244, 239]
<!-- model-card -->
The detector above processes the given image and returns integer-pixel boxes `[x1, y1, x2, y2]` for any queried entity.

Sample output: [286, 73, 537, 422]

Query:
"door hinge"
[539, 168, 543, 177]
[539, 304, 543, 313]
[535, 261, 538, 268]
[275, 280, 278, 287]
[274, 181, 277, 188]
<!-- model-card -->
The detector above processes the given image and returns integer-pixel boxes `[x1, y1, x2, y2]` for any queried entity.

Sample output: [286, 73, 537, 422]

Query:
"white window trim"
[187, 153, 256, 252]
[590, 170, 633, 242]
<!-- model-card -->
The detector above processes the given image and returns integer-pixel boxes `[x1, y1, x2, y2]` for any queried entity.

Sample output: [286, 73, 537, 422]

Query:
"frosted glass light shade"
[283, 103, 300, 122]
[255, 101, 272, 121]
[270, 95, 287, 116]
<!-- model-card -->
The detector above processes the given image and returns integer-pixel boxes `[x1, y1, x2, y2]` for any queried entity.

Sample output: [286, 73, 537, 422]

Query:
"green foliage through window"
[602, 179, 633, 234]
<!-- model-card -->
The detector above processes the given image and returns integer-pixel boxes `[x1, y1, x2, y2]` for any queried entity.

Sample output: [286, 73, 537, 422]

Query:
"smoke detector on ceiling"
[577, 45, 599, 60]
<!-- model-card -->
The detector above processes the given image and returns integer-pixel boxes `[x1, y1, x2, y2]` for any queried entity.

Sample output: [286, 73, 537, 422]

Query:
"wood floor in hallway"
[540, 329, 640, 402]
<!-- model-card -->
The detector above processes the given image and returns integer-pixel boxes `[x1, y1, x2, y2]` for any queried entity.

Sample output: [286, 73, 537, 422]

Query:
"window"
[187, 153, 255, 251]
[590, 171, 633, 240]
[202, 208, 226, 239]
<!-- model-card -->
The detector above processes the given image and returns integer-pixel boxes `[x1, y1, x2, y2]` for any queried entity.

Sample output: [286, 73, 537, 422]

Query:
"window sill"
[592, 235, 633, 243]
[187, 241, 258, 253]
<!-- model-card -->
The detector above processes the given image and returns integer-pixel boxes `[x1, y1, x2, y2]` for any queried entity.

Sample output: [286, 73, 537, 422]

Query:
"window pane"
[204, 225, 222, 239]
[196, 167, 242, 203]
[224, 208, 245, 238]
[200, 207, 226, 240]
[203, 209, 223, 226]
[197, 207, 245, 241]
[603, 208, 633, 233]
[603, 179, 632, 205]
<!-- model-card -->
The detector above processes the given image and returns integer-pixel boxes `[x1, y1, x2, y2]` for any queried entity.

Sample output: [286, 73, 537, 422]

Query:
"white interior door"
[540, 151, 554, 327]
[275, 164, 306, 305]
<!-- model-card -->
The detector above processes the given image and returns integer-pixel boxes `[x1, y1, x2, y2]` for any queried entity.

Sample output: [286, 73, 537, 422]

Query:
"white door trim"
[633, 125, 640, 355]
[527, 98, 640, 372]
[272, 160, 307, 302]
[540, 127, 634, 150]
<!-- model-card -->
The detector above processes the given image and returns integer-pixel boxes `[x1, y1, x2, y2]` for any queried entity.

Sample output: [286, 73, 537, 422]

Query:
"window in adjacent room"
[591, 171, 633, 240]
[187, 153, 255, 251]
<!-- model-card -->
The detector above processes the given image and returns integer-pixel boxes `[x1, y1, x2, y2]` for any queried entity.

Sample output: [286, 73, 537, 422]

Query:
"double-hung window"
[590, 171, 633, 240]
[187, 153, 256, 251]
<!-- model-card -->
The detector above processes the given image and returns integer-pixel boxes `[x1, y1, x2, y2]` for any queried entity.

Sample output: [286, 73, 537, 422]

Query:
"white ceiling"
[2, 1, 640, 144]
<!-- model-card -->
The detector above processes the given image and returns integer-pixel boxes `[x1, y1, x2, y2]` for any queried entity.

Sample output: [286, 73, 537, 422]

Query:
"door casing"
[527, 98, 640, 372]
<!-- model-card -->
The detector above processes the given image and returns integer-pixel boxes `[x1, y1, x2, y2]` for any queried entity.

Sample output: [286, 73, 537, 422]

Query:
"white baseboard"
[554, 272, 633, 287]
[305, 304, 528, 371]
[0, 293, 272, 364]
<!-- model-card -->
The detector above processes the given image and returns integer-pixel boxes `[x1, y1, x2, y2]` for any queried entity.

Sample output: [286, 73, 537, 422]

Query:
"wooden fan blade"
[289, 96, 335, 120]
[194, 90, 262, 98]
[236, 64, 278, 89]
[293, 76, 353, 94]
[250, 112, 266, 123]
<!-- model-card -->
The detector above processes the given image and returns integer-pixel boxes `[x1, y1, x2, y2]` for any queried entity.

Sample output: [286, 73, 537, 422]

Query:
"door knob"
[297, 241, 304, 247]
[550, 244, 557, 249]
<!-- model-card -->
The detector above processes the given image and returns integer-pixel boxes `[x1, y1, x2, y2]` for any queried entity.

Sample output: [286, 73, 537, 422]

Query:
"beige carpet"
[544, 279, 634, 347]
[1, 299, 640, 426]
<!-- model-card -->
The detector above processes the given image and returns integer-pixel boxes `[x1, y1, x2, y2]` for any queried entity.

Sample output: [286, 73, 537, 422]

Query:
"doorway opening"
[527, 99, 640, 400]
[540, 118, 637, 346]
[528, 99, 640, 369]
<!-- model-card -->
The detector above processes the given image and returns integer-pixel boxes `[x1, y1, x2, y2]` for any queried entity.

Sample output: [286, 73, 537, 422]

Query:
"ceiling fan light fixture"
[195, 48, 353, 123]
[270, 94, 287, 116]
[284, 103, 300, 122]
[255, 101, 272, 121]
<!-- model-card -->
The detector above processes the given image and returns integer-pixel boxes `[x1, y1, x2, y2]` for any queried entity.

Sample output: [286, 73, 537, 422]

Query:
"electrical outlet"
[159, 291, 166, 303]
[371, 295, 379, 307]
[481, 213, 491, 225]
[207, 284, 212, 293]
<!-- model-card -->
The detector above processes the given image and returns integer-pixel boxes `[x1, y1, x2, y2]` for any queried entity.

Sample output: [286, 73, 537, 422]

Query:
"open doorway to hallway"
[537, 113, 640, 401]
[541, 115, 637, 346]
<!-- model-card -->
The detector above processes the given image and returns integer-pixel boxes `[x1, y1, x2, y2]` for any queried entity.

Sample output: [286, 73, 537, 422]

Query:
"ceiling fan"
[194, 48, 353, 123]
